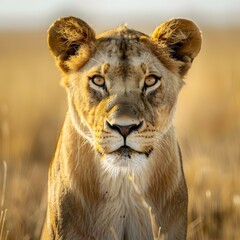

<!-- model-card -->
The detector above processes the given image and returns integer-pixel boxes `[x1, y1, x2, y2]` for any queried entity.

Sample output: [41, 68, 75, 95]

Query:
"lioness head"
[48, 17, 201, 172]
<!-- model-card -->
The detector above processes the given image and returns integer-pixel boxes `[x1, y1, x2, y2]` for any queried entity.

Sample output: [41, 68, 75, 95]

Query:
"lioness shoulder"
[41, 16, 201, 240]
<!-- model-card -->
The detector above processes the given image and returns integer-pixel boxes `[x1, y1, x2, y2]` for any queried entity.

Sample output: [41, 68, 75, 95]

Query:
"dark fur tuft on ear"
[152, 18, 202, 76]
[48, 16, 96, 72]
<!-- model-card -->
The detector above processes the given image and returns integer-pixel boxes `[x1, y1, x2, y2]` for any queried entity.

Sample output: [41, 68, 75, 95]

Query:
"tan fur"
[42, 16, 202, 240]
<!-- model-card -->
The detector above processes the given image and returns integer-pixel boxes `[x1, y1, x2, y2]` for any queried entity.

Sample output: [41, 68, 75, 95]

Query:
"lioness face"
[67, 39, 181, 166]
[48, 17, 201, 170]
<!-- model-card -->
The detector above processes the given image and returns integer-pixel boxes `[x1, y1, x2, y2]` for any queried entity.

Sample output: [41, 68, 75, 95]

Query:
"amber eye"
[144, 75, 160, 87]
[91, 75, 105, 87]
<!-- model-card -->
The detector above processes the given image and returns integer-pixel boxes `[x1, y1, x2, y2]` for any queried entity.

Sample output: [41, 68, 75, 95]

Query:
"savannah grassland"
[0, 27, 240, 240]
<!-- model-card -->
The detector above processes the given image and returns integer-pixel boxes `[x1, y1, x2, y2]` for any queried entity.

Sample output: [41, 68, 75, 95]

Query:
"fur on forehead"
[96, 24, 148, 40]
[68, 25, 181, 75]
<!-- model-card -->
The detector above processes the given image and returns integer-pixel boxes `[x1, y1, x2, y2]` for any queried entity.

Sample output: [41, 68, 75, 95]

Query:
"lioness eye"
[144, 75, 160, 87]
[91, 75, 105, 87]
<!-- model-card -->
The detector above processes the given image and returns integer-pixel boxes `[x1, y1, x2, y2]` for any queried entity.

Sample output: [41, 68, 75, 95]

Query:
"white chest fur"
[93, 155, 154, 240]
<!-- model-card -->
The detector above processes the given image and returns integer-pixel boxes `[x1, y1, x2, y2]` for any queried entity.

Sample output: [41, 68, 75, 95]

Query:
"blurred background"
[0, 0, 240, 239]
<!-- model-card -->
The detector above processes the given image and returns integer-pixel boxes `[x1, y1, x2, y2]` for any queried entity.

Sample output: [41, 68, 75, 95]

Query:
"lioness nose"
[106, 121, 143, 138]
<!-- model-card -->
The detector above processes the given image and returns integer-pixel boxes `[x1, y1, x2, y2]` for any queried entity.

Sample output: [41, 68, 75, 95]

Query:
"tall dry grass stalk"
[110, 227, 120, 240]
[0, 162, 8, 240]
[0, 162, 7, 208]
[187, 217, 202, 238]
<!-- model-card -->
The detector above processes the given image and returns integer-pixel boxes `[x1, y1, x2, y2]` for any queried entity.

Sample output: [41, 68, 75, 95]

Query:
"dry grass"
[0, 27, 240, 239]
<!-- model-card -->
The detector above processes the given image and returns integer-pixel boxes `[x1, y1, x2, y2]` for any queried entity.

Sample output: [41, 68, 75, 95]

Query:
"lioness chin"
[41, 16, 201, 240]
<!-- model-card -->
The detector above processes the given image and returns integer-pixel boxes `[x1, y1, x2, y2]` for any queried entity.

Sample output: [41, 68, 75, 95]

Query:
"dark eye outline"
[144, 74, 161, 88]
[89, 75, 106, 88]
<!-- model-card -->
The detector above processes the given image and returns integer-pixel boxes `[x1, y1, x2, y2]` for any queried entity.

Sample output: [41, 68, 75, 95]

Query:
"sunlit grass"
[0, 28, 240, 239]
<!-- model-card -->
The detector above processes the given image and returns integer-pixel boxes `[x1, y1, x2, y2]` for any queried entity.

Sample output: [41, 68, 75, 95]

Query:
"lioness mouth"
[114, 146, 153, 158]
[116, 146, 133, 159]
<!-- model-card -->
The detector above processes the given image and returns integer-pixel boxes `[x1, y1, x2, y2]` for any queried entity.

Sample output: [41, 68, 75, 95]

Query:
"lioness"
[41, 17, 201, 240]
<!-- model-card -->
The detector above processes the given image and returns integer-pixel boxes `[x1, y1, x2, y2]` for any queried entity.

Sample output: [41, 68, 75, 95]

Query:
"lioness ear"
[152, 18, 202, 76]
[48, 16, 95, 72]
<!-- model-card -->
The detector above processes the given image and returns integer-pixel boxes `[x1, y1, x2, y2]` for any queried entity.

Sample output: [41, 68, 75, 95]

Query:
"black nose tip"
[106, 121, 143, 138]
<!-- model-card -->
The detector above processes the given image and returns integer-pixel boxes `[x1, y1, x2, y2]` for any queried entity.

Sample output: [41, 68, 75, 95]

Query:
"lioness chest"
[91, 174, 153, 240]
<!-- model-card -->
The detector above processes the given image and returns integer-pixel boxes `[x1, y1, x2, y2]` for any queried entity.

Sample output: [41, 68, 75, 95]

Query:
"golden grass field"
[0, 27, 240, 240]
